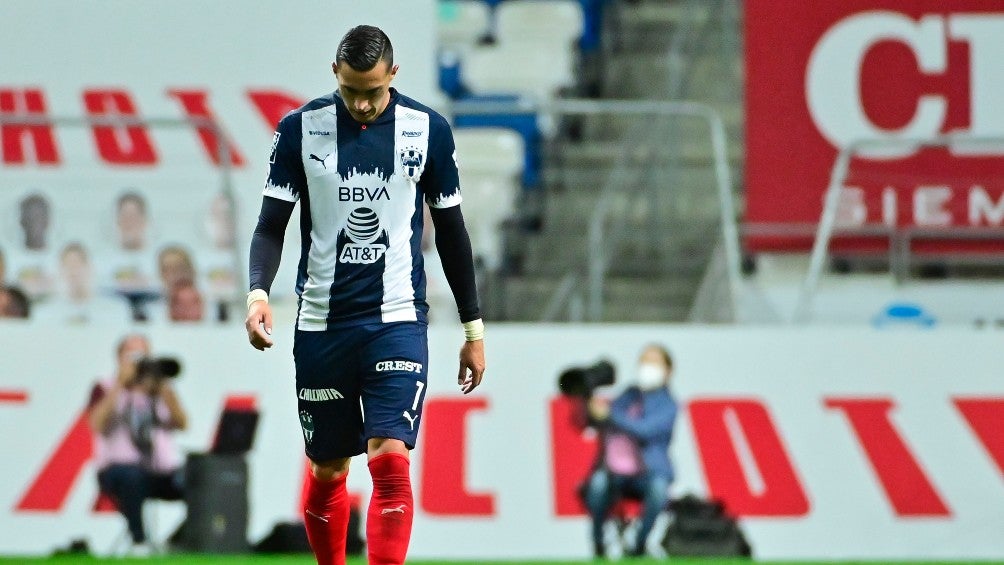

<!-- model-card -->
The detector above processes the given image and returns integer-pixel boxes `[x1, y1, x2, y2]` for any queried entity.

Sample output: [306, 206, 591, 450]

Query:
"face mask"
[636, 363, 666, 390]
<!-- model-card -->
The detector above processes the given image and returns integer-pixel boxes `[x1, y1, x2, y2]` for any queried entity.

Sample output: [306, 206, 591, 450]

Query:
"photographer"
[581, 344, 678, 559]
[87, 333, 187, 556]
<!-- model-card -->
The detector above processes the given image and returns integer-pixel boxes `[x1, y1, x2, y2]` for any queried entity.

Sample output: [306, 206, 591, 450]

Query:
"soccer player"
[244, 25, 486, 565]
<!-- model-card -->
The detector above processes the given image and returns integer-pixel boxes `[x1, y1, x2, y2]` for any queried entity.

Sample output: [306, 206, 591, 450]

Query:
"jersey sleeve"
[262, 112, 306, 202]
[421, 115, 463, 209]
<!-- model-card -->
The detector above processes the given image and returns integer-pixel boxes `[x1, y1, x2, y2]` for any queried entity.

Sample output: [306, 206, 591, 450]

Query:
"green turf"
[2, 557, 1003, 565]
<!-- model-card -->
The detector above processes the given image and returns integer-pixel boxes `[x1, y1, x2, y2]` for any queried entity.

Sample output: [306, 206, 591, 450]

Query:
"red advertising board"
[745, 1, 1004, 252]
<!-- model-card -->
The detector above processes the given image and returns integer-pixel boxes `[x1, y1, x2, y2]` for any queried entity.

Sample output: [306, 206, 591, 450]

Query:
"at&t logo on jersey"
[339, 207, 387, 264]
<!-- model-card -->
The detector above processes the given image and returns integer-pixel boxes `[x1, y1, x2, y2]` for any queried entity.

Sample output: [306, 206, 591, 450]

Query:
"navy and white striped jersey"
[262, 89, 461, 330]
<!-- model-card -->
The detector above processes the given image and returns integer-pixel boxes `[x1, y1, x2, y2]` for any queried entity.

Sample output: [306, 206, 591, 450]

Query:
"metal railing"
[451, 98, 740, 322]
[451, 97, 742, 323]
[793, 135, 1004, 323]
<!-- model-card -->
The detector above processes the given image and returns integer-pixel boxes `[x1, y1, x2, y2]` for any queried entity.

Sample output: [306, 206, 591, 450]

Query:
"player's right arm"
[245, 196, 294, 350]
[245, 113, 304, 351]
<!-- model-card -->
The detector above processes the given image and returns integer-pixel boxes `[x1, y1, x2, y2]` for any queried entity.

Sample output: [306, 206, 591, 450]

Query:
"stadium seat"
[495, 0, 585, 47]
[453, 127, 525, 270]
[437, 0, 492, 49]
[460, 36, 578, 101]
[454, 96, 541, 189]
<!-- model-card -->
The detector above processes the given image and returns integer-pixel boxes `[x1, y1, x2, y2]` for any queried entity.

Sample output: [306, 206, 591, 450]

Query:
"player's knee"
[311, 457, 351, 480]
[367, 437, 408, 459]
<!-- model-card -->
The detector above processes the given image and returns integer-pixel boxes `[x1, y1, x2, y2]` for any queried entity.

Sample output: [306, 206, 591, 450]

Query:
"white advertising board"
[0, 324, 1002, 560]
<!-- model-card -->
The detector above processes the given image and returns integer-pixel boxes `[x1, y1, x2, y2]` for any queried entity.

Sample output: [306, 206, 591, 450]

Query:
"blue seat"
[454, 94, 541, 190]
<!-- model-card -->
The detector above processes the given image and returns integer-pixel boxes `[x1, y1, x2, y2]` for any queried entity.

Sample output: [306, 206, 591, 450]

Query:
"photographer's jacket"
[605, 386, 678, 481]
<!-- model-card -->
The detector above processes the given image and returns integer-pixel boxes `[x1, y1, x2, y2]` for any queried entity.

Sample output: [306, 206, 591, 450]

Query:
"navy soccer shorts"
[293, 321, 429, 462]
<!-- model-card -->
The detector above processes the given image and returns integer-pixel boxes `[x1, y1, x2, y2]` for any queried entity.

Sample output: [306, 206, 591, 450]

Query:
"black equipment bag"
[661, 494, 752, 557]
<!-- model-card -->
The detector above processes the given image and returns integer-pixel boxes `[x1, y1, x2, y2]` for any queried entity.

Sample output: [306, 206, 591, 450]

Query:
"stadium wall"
[1, 323, 1002, 560]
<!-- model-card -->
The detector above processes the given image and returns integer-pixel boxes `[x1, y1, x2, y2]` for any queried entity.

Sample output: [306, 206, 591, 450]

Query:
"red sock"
[367, 453, 413, 565]
[303, 470, 350, 565]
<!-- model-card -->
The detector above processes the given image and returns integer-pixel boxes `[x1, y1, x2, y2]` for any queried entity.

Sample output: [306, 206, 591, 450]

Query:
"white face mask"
[636, 363, 666, 390]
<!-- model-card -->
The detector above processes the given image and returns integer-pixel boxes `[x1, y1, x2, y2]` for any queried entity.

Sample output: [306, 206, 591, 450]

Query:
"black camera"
[558, 359, 615, 398]
[136, 356, 182, 380]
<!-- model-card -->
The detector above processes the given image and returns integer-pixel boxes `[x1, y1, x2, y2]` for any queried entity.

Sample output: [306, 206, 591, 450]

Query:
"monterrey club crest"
[399, 146, 425, 181]
[299, 410, 314, 444]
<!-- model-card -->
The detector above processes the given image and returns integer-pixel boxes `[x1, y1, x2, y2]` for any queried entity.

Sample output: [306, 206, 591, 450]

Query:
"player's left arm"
[424, 116, 485, 394]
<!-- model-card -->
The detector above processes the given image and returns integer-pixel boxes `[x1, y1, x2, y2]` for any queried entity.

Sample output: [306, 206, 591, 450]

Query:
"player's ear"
[389, 64, 399, 80]
[331, 62, 339, 76]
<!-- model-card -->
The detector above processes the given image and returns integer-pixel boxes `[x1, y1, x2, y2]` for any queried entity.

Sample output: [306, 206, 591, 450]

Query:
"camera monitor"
[210, 396, 260, 455]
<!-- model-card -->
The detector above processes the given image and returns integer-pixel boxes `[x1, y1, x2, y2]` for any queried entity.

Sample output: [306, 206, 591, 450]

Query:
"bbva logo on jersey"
[339, 207, 388, 264]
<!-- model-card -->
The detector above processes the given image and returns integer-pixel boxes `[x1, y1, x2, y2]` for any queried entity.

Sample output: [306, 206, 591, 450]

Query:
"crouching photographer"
[87, 333, 187, 556]
[561, 344, 678, 559]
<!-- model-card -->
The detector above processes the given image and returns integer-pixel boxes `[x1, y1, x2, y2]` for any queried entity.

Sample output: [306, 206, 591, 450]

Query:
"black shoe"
[593, 541, 606, 559]
[625, 546, 646, 558]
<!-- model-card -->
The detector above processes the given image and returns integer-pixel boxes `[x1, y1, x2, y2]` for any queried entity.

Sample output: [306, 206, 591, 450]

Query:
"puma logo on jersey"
[381, 504, 407, 515]
[309, 153, 331, 169]
[402, 410, 418, 430]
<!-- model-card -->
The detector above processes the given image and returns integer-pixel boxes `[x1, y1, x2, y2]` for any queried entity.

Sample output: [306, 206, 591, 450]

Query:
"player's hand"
[457, 339, 485, 394]
[245, 301, 274, 351]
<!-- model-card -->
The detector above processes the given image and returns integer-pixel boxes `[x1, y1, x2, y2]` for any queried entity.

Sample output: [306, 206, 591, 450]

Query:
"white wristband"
[462, 319, 485, 342]
[246, 289, 269, 311]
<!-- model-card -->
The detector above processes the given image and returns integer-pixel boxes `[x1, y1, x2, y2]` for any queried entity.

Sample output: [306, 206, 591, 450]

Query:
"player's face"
[333, 60, 398, 123]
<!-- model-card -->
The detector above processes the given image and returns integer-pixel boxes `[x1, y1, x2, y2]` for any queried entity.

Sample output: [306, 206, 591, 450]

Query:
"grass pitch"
[2, 557, 1003, 565]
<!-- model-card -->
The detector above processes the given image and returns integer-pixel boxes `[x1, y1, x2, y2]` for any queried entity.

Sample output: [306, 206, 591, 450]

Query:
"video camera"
[136, 356, 182, 380]
[558, 359, 615, 398]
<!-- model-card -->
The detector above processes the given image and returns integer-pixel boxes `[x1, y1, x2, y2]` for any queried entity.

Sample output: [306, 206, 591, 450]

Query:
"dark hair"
[336, 25, 393, 72]
[20, 193, 49, 214]
[2, 285, 30, 318]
